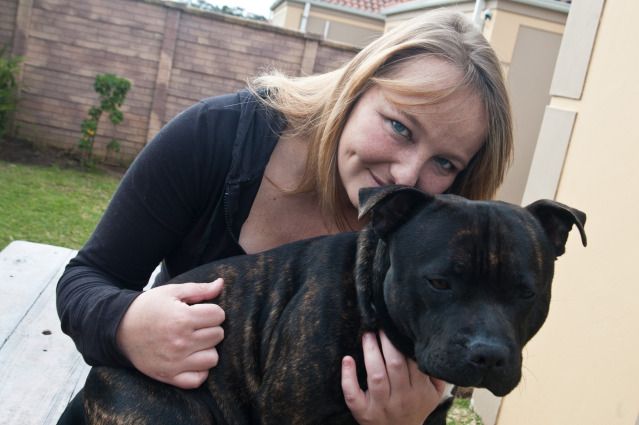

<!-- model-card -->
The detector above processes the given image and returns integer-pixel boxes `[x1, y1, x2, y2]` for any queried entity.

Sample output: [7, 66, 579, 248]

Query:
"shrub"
[79, 73, 131, 166]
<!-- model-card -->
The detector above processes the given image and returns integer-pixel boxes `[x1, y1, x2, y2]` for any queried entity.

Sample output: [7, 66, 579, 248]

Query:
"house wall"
[5, 0, 357, 162]
[271, 0, 384, 47]
[271, 1, 305, 30]
[497, 0, 639, 423]
[483, 7, 566, 75]
[304, 6, 383, 47]
[384, 3, 473, 32]
[492, 16, 564, 205]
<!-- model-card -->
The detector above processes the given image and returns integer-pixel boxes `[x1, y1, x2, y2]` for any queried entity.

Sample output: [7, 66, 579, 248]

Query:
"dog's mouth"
[417, 362, 519, 397]
[415, 344, 521, 397]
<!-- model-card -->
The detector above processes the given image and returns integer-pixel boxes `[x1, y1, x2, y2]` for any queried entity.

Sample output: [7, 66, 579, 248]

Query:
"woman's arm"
[56, 96, 239, 374]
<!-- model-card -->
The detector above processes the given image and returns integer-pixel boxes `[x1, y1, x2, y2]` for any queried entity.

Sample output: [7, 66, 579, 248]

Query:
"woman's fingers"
[378, 330, 411, 393]
[341, 355, 367, 413]
[188, 303, 226, 329]
[342, 331, 449, 425]
[362, 332, 391, 402]
[191, 325, 224, 348]
[182, 347, 220, 371]
[175, 279, 224, 304]
[170, 370, 210, 389]
[116, 280, 226, 390]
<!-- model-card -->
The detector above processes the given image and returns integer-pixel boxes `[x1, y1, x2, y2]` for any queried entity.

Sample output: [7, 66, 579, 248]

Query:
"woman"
[57, 10, 512, 424]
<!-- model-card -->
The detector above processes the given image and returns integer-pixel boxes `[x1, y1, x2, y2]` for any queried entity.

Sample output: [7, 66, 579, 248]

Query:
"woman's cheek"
[417, 168, 456, 194]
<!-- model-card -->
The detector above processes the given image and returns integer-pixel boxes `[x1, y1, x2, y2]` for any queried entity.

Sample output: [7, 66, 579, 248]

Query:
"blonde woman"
[57, 10, 512, 424]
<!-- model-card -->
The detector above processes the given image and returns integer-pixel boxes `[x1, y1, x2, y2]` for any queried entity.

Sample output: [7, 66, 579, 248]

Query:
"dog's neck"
[355, 227, 415, 358]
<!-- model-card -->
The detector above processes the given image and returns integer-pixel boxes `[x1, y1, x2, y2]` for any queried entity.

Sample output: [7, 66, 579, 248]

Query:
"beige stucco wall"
[271, 1, 383, 46]
[497, 0, 639, 424]
[271, 2, 303, 29]
[483, 8, 565, 73]
[492, 11, 566, 205]
[384, 4, 473, 32]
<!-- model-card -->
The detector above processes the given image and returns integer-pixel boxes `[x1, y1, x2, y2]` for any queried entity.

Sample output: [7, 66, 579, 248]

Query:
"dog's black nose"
[468, 341, 509, 371]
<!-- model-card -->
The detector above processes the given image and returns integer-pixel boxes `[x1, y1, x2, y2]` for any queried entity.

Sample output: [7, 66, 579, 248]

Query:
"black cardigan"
[56, 90, 285, 367]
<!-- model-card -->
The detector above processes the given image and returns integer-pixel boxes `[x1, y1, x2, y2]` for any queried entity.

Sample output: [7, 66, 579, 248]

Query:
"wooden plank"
[0, 240, 76, 346]
[0, 241, 89, 425]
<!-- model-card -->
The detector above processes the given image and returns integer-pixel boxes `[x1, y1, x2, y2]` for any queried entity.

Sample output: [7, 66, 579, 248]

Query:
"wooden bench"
[0, 241, 90, 424]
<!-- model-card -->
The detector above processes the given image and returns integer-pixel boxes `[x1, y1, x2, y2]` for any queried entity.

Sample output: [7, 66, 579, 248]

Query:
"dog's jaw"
[414, 337, 523, 397]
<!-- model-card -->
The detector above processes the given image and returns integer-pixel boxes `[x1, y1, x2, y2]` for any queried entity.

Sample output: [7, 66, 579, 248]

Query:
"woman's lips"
[369, 170, 388, 187]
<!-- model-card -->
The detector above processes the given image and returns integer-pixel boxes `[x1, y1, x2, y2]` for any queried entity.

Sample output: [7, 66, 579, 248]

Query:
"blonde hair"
[250, 10, 512, 229]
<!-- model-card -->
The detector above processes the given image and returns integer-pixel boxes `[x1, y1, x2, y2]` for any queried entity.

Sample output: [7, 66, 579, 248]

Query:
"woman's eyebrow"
[387, 101, 427, 135]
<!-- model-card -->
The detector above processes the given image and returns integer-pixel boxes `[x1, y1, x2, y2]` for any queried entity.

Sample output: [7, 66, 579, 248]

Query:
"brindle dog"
[83, 185, 587, 425]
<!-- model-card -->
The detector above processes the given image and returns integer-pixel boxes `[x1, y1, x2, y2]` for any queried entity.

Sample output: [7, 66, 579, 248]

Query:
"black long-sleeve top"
[56, 90, 286, 367]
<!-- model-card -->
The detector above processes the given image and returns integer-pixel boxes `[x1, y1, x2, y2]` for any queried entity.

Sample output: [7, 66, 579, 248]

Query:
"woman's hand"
[116, 278, 225, 389]
[341, 331, 447, 425]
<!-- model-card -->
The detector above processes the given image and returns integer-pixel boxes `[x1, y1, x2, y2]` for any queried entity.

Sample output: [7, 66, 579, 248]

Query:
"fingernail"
[342, 356, 352, 368]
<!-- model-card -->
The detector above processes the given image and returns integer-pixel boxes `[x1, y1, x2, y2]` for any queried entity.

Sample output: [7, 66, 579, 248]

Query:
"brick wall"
[5, 0, 358, 162]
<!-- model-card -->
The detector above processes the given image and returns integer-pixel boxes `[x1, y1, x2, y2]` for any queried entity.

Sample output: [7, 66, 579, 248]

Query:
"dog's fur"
[84, 186, 587, 425]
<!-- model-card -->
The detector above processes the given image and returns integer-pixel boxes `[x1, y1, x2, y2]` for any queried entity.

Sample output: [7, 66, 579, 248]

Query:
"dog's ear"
[525, 199, 587, 258]
[358, 185, 434, 238]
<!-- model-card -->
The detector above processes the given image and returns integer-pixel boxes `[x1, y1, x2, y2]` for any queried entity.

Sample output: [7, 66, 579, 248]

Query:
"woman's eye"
[390, 120, 411, 139]
[434, 157, 455, 173]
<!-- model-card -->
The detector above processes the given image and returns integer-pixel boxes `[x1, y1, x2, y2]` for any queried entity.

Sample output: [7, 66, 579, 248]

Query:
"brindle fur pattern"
[84, 186, 586, 425]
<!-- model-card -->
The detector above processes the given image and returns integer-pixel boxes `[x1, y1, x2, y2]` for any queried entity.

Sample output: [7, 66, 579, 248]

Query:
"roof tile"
[318, 0, 411, 13]
[316, 0, 571, 13]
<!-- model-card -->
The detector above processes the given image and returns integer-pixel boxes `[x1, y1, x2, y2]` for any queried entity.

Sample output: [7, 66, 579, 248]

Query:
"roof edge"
[271, 0, 386, 21]
[382, 0, 569, 16]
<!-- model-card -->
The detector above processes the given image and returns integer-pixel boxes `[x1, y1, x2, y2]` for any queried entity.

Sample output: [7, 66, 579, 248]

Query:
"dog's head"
[358, 185, 587, 396]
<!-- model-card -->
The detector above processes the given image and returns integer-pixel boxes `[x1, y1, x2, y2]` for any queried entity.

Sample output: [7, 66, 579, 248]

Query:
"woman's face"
[337, 56, 488, 208]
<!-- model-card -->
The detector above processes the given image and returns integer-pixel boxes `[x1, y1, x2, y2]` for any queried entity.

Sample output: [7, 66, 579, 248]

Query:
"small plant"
[105, 138, 121, 164]
[0, 46, 23, 140]
[79, 73, 131, 167]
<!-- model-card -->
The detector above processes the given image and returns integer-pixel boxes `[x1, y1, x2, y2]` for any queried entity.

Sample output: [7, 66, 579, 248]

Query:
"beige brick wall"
[5, 0, 358, 162]
[314, 43, 356, 74]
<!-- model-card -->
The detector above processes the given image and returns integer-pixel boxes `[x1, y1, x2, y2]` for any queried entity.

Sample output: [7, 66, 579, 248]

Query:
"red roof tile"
[317, 0, 412, 14]
[316, 0, 570, 13]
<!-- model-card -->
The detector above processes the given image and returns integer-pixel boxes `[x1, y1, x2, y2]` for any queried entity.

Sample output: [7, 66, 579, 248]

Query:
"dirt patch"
[0, 137, 127, 178]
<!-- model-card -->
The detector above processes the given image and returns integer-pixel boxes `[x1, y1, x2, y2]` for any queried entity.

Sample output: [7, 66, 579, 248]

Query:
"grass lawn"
[449, 397, 484, 425]
[0, 160, 120, 250]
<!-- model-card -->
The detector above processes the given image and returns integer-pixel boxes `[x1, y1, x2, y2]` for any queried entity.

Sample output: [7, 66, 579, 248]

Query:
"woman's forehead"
[381, 55, 465, 88]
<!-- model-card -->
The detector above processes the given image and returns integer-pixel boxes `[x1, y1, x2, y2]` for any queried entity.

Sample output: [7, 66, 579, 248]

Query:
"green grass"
[0, 161, 120, 250]
[448, 397, 484, 425]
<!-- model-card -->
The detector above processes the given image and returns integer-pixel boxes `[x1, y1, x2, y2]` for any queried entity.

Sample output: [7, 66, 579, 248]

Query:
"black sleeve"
[56, 95, 240, 367]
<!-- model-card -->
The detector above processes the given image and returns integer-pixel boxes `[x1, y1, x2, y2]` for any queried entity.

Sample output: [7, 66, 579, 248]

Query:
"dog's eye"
[428, 279, 451, 291]
[518, 287, 536, 299]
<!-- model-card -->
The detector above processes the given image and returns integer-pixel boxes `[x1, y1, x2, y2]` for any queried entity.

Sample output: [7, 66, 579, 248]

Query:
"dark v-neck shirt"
[56, 90, 285, 367]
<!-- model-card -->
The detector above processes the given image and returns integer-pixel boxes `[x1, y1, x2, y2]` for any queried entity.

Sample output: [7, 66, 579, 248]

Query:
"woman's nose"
[389, 157, 425, 187]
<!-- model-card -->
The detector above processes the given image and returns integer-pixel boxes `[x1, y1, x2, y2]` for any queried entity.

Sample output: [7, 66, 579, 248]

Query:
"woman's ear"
[358, 185, 434, 238]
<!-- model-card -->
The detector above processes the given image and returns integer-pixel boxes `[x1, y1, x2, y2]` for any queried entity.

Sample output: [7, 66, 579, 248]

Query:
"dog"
[83, 185, 587, 424]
